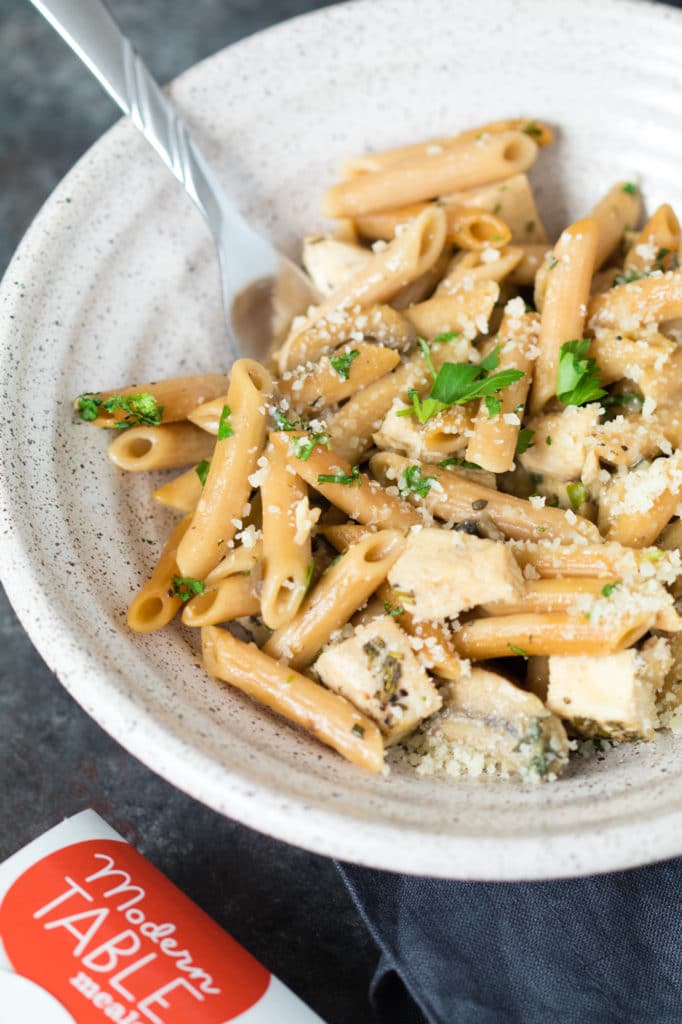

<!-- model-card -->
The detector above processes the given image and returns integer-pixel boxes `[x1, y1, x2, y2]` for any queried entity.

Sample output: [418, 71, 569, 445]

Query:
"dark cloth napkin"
[337, 857, 682, 1023]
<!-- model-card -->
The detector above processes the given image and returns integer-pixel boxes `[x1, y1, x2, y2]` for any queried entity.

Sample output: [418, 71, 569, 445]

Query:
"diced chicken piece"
[373, 398, 473, 464]
[301, 235, 372, 296]
[547, 636, 671, 741]
[419, 668, 569, 782]
[519, 405, 601, 481]
[387, 528, 524, 620]
[315, 618, 441, 743]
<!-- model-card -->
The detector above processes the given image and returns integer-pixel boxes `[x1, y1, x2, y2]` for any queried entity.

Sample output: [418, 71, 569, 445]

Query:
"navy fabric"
[337, 858, 682, 1023]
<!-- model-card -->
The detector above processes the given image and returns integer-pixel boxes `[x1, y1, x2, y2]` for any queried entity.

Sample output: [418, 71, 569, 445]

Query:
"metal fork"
[28, 0, 318, 362]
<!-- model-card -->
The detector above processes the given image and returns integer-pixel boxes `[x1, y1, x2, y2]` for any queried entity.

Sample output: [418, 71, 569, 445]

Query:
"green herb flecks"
[195, 459, 211, 486]
[351, 723, 366, 738]
[217, 404, 235, 440]
[172, 575, 205, 602]
[522, 121, 543, 138]
[516, 427, 535, 455]
[399, 465, 435, 498]
[383, 600, 405, 618]
[622, 182, 638, 194]
[566, 481, 587, 511]
[508, 643, 528, 658]
[317, 465, 361, 487]
[77, 391, 164, 429]
[557, 339, 606, 406]
[438, 456, 482, 470]
[330, 349, 360, 380]
[601, 580, 622, 598]
[273, 407, 301, 431]
[290, 430, 331, 461]
[485, 395, 501, 418]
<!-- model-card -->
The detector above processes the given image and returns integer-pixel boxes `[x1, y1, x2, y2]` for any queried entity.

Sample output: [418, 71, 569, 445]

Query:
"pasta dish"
[74, 119, 682, 782]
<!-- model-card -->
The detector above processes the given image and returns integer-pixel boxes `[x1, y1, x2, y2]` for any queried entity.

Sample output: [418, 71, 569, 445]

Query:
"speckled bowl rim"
[2, 0, 682, 880]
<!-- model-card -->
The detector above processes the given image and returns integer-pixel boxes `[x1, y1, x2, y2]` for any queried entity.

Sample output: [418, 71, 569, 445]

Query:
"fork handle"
[28, 0, 224, 226]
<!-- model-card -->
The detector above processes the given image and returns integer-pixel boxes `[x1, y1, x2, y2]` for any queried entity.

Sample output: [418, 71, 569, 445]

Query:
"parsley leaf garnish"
[522, 121, 543, 138]
[195, 460, 210, 486]
[383, 600, 405, 618]
[77, 391, 164, 429]
[508, 644, 528, 658]
[217, 404, 235, 440]
[304, 559, 315, 593]
[438, 456, 482, 470]
[399, 345, 524, 424]
[556, 340, 606, 406]
[601, 580, 622, 598]
[330, 349, 360, 380]
[485, 395, 501, 418]
[516, 428, 535, 455]
[172, 575, 205, 602]
[290, 431, 331, 461]
[273, 408, 300, 431]
[566, 481, 587, 510]
[399, 465, 435, 498]
[622, 182, 638, 194]
[317, 465, 361, 487]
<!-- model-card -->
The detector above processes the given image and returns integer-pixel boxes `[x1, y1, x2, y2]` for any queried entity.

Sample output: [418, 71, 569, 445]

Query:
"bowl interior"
[2, 0, 682, 878]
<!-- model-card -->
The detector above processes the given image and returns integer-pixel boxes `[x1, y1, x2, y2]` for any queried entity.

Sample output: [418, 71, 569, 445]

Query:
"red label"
[0, 840, 270, 1023]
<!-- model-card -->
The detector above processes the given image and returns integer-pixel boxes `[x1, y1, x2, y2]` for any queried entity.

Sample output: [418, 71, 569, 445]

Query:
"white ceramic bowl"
[2, 0, 682, 880]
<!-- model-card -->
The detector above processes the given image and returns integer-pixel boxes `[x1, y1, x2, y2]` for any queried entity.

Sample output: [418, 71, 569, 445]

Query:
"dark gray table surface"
[0, 2, 377, 1022]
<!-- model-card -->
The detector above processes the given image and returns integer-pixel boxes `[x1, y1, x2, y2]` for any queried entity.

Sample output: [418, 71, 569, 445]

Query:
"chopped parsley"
[217, 404, 235, 440]
[516, 427, 535, 455]
[195, 459, 210, 486]
[351, 723, 366, 738]
[399, 344, 524, 424]
[485, 395, 501, 418]
[76, 391, 164, 429]
[493, 201, 502, 215]
[613, 267, 644, 287]
[601, 580, 622, 598]
[556, 339, 606, 406]
[622, 182, 638, 194]
[399, 465, 435, 498]
[566, 481, 587, 511]
[522, 121, 543, 138]
[548, 257, 559, 269]
[304, 559, 315, 593]
[171, 575, 205, 602]
[290, 430, 331, 461]
[330, 348, 360, 380]
[438, 455, 482, 470]
[545, 435, 552, 446]
[273, 408, 301, 431]
[317, 465, 361, 487]
[383, 600, 405, 618]
[508, 644, 528, 658]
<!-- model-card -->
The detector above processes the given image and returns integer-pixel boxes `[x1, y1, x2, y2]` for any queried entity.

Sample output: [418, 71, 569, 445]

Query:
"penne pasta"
[127, 516, 191, 633]
[590, 182, 643, 269]
[278, 207, 447, 371]
[182, 575, 260, 627]
[323, 131, 538, 218]
[271, 430, 420, 530]
[441, 172, 549, 245]
[404, 279, 499, 339]
[202, 626, 384, 772]
[260, 441, 316, 630]
[264, 530, 406, 669]
[529, 218, 598, 414]
[153, 464, 205, 512]
[107, 423, 215, 472]
[176, 359, 273, 580]
[452, 611, 653, 660]
[369, 451, 601, 543]
[278, 341, 400, 410]
[588, 269, 682, 332]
